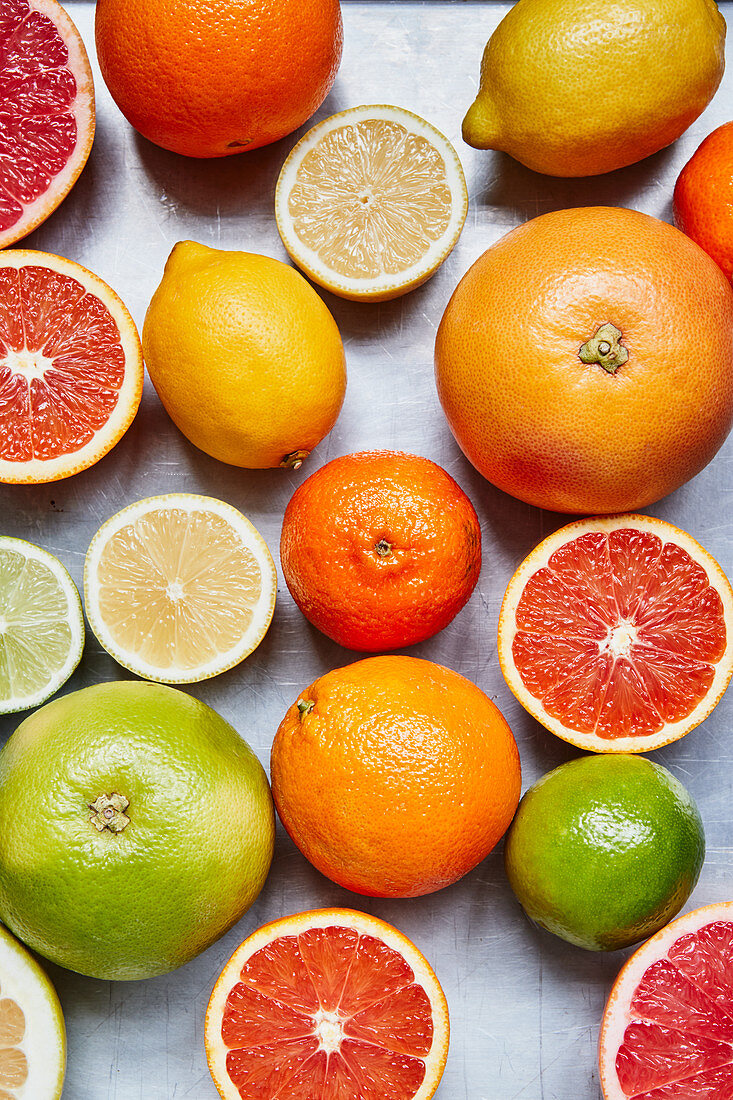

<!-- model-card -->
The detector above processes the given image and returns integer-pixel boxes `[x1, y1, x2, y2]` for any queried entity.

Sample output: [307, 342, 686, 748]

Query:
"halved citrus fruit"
[275, 104, 468, 301]
[84, 493, 277, 683]
[599, 901, 733, 1099]
[205, 908, 449, 1100]
[498, 515, 733, 753]
[0, 0, 95, 249]
[0, 250, 143, 482]
[0, 922, 66, 1099]
[0, 536, 83, 714]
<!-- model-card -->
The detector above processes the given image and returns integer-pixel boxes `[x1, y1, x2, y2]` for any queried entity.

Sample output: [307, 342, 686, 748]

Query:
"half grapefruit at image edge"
[205, 908, 449, 1100]
[498, 514, 733, 753]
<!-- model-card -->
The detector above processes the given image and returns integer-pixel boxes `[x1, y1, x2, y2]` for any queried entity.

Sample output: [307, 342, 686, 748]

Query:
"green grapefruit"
[0, 681, 275, 980]
[504, 755, 705, 951]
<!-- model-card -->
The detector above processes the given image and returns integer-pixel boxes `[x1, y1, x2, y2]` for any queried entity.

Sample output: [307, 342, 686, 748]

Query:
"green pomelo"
[504, 754, 705, 951]
[0, 681, 275, 980]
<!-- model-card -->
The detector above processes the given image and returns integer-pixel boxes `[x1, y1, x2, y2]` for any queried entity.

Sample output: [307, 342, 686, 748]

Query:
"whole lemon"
[463, 0, 726, 177]
[142, 242, 346, 469]
[0, 681, 275, 980]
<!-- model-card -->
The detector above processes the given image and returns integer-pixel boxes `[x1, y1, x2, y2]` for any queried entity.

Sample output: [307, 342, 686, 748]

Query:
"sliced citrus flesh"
[599, 901, 733, 1099]
[84, 493, 277, 683]
[205, 908, 449, 1100]
[275, 104, 468, 301]
[0, 0, 95, 248]
[0, 250, 143, 482]
[0, 536, 83, 714]
[0, 923, 65, 1098]
[498, 515, 733, 752]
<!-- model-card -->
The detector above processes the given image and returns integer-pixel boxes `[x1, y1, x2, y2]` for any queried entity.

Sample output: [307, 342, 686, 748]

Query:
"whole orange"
[674, 121, 733, 284]
[280, 450, 481, 651]
[270, 655, 521, 898]
[95, 0, 343, 158]
[435, 206, 733, 515]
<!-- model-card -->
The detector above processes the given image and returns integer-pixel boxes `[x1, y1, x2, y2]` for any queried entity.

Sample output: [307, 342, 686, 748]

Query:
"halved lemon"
[0, 923, 66, 1099]
[0, 537, 84, 714]
[84, 494, 277, 683]
[275, 105, 468, 301]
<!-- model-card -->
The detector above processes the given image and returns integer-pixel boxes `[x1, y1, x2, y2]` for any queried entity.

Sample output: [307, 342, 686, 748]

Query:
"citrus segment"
[498, 516, 733, 752]
[0, 0, 94, 248]
[206, 909, 449, 1100]
[276, 105, 467, 301]
[0, 251, 142, 482]
[84, 494, 277, 683]
[599, 902, 733, 1099]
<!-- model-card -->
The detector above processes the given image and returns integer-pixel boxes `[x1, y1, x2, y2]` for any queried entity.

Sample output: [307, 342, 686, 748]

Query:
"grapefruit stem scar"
[578, 323, 629, 374]
[89, 793, 130, 833]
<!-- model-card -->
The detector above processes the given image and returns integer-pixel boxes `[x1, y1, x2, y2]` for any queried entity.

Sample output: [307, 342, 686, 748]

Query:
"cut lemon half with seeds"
[275, 105, 468, 302]
[0, 537, 83, 715]
[0, 923, 66, 1098]
[84, 494, 276, 684]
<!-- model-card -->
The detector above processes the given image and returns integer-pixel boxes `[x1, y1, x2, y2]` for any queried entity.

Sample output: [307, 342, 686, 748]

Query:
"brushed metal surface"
[1, 3, 732, 1097]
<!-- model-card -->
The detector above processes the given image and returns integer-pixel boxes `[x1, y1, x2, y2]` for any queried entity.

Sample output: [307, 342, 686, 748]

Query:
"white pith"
[205, 908, 450, 1100]
[498, 514, 733, 753]
[598, 901, 733, 1100]
[84, 494, 277, 684]
[275, 104, 468, 300]
[0, 250, 143, 484]
[0, 536, 84, 714]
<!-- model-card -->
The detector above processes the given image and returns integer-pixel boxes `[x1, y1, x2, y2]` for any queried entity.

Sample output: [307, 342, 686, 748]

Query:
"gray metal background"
[1, 3, 732, 1097]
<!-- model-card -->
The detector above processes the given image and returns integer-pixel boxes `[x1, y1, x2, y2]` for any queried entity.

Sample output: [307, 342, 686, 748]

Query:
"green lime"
[504, 754, 705, 951]
[0, 681, 275, 980]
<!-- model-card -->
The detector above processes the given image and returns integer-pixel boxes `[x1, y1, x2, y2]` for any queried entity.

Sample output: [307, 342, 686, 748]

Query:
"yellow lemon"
[142, 242, 346, 469]
[462, 0, 726, 177]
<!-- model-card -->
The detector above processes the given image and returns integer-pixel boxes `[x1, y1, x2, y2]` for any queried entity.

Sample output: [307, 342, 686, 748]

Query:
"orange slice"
[0, 0, 95, 248]
[498, 515, 733, 752]
[599, 901, 733, 1099]
[205, 908, 449, 1100]
[0, 250, 143, 483]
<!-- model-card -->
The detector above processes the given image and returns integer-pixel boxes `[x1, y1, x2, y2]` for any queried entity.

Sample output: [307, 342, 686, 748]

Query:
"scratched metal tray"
[2, 3, 733, 1097]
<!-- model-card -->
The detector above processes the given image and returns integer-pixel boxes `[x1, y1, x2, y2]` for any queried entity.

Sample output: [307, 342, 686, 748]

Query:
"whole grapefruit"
[0, 681, 275, 980]
[674, 120, 733, 284]
[95, 0, 343, 158]
[435, 206, 733, 514]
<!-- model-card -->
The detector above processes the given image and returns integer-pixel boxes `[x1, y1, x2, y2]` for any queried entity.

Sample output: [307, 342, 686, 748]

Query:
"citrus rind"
[498, 514, 733, 753]
[275, 104, 468, 302]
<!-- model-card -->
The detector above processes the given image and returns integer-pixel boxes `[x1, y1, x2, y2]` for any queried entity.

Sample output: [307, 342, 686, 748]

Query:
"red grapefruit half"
[599, 901, 733, 1099]
[205, 908, 450, 1100]
[498, 515, 733, 753]
[0, 0, 95, 248]
[0, 249, 143, 482]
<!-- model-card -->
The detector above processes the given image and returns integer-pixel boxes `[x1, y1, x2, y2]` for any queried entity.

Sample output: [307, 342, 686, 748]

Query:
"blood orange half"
[205, 908, 450, 1100]
[0, 250, 143, 482]
[498, 515, 733, 753]
[599, 901, 733, 1099]
[0, 0, 95, 248]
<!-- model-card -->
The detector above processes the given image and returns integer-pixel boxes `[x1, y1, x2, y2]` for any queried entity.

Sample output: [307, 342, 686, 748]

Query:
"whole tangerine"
[674, 121, 733, 284]
[280, 450, 481, 651]
[270, 655, 522, 898]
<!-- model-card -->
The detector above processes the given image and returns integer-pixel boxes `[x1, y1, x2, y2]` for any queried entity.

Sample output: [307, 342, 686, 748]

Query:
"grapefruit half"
[498, 515, 733, 753]
[0, 0, 95, 248]
[0, 250, 143, 482]
[599, 901, 733, 1099]
[205, 908, 450, 1100]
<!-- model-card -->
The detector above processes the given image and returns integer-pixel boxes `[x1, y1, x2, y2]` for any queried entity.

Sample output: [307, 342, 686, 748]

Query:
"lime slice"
[0, 924, 66, 1099]
[0, 538, 84, 714]
[84, 494, 277, 683]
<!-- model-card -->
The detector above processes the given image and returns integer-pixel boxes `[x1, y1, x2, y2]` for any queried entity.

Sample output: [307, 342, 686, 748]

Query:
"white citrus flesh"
[205, 908, 450, 1100]
[0, 250, 143, 483]
[498, 514, 733, 753]
[275, 105, 468, 301]
[0, 537, 83, 714]
[0, 923, 66, 1099]
[0, 0, 95, 249]
[599, 901, 733, 1100]
[84, 494, 277, 683]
